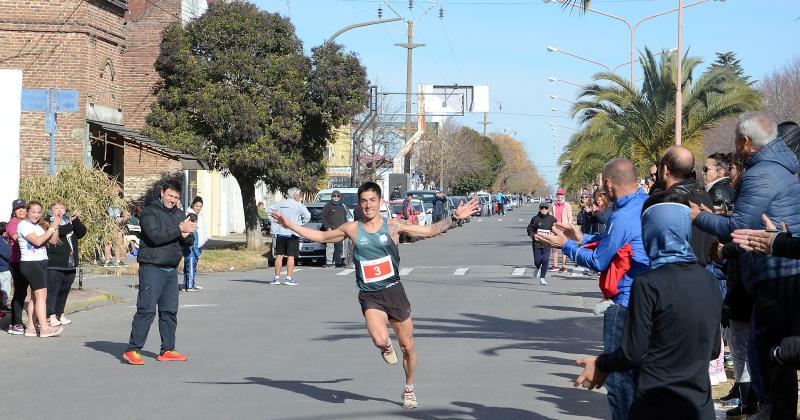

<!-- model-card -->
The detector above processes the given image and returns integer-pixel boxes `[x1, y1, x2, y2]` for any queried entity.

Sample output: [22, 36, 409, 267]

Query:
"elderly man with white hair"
[691, 112, 800, 419]
[267, 187, 310, 286]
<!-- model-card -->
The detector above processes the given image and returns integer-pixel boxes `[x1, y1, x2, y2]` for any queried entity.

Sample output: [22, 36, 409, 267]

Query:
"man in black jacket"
[123, 181, 196, 365]
[322, 190, 348, 267]
[575, 190, 722, 420]
[658, 146, 715, 266]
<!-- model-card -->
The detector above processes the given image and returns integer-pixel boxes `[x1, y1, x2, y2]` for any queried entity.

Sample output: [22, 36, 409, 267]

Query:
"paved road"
[3, 204, 611, 420]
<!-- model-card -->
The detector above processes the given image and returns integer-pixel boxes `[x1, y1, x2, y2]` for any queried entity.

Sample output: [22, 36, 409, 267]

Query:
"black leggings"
[10, 263, 27, 325]
[533, 247, 551, 279]
[47, 269, 76, 318]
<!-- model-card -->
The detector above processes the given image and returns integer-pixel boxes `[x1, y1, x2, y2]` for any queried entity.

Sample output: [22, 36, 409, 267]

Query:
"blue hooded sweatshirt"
[695, 137, 800, 289]
[563, 188, 650, 307]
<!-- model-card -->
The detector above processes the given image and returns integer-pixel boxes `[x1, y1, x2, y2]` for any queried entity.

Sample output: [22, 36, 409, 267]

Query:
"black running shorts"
[274, 235, 300, 257]
[358, 282, 411, 322]
[20, 260, 48, 291]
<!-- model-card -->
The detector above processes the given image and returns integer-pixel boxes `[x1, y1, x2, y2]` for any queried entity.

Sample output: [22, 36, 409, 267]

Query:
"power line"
[438, 19, 465, 81]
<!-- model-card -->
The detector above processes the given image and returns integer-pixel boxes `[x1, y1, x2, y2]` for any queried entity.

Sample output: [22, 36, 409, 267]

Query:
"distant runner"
[271, 181, 478, 409]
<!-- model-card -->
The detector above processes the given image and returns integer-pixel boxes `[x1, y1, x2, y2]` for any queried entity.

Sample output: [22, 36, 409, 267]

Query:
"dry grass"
[19, 161, 127, 263]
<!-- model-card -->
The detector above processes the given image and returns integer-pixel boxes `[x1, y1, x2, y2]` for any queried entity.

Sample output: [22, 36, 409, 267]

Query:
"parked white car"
[411, 199, 430, 227]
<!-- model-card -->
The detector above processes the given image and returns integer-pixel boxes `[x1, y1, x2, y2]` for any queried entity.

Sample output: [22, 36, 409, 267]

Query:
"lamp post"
[546, 46, 611, 72]
[551, 107, 571, 116]
[550, 94, 577, 105]
[544, 0, 726, 145]
[547, 76, 584, 88]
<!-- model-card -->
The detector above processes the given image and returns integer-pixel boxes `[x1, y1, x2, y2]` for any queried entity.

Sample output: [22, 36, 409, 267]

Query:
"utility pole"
[480, 112, 493, 137]
[395, 20, 424, 174]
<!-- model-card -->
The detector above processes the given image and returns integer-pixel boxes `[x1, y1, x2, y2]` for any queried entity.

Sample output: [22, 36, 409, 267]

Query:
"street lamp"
[546, 46, 611, 72]
[547, 76, 584, 88]
[544, 0, 727, 145]
[551, 107, 571, 116]
[550, 94, 577, 105]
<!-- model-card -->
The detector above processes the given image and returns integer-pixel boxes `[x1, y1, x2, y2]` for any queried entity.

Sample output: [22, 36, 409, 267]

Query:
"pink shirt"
[6, 217, 21, 263]
[553, 201, 566, 223]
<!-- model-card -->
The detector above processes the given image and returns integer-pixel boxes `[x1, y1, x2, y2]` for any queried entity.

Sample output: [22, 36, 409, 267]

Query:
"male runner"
[271, 181, 478, 409]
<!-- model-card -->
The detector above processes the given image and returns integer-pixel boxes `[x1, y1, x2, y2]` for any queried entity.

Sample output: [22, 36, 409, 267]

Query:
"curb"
[63, 291, 123, 315]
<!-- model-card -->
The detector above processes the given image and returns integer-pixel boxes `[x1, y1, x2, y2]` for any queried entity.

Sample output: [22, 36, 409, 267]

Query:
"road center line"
[400, 268, 413, 276]
[453, 268, 469, 276]
[337, 269, 355, 276]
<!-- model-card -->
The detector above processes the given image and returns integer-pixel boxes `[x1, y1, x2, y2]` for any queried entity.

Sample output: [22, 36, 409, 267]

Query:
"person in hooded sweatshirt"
[575, 189, 722, 420]
[527, 202, 557, 285]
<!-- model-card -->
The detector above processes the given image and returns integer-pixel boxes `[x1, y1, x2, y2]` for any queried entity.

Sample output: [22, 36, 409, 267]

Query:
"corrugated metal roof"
[89, 120, 207, 170]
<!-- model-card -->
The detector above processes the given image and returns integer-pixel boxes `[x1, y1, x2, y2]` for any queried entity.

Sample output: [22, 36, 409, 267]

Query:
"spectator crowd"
[534, 112, 800, 420]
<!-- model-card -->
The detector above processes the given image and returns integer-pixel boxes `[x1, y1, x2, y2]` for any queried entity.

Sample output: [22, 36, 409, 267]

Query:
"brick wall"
[0, 0, 126, 177]
[122, 0, 182, 131]
[123, 142, 183, 203]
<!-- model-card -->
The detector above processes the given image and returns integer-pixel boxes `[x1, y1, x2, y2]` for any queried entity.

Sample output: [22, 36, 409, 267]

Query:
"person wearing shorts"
[16, 201, 63, 338]
[271, 181, 478, 410]
[267, 188, 310, 286]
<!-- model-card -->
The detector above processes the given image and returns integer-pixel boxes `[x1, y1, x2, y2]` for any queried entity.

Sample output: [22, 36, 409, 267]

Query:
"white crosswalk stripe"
[453, 268, 469, 276]
[400, 268, 413, 276]
[512, 267, 526, 276]
[337, 269, 355, 276]
[518, 218, 524, 222]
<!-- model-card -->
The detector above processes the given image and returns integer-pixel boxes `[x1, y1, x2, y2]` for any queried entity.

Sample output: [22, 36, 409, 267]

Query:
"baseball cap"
[556, 188, 565, 195]
[11, 198, 26, 211]
[331, 190, 341, 196]
[539, 203, 550, 209]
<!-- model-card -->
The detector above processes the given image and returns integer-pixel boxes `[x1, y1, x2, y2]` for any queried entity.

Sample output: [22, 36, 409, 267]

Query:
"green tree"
[145, 3, 368, 248]
[560, 48, 762, 188]
[450, 128, 503, 195]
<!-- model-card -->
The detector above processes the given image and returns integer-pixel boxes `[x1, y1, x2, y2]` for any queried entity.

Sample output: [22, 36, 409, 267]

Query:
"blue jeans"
[603, 303, 635, 420]
[183, 247, 201, 290]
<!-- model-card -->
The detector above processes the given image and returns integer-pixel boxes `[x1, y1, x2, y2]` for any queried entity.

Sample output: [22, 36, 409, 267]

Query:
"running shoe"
[382, 342, 398, 365]
[549, 265, 558, 270]
[284, 279, 298, 286]
[194, 286, 203, 290]
[123, 350, 144, 365]
[59, 314, 72, 325]
[185, 287, 199, 292]
[103, 260, 114, 267]
[157, 350, 188, 362]
[539, 278, 548, 286]
[7, 324, 24, 335]
[24, 326, 38, 337]
[48, 315, 62, 327]
[0, 304, 10, 312]
[271, 277, 281, 285]
[558, 267, 567, 273]
[117, 260, 128, 267]
[39, 326, 63, 338]
[401, 387, 418, 409]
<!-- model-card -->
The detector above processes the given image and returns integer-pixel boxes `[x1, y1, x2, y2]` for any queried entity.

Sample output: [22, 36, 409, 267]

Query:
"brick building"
[0, 0, 210, 203]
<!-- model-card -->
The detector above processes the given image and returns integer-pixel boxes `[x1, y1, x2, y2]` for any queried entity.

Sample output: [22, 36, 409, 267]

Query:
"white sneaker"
[381, 342, 398, 364]
[58, 314, 72, 325]
[284, 279, 298, 286]
[401, 387, 418, 409]
[271, 278, 281, 285]
[710, 372, 720, 386]
[48, 315, 62, 327]
[539, 278, 548, 285]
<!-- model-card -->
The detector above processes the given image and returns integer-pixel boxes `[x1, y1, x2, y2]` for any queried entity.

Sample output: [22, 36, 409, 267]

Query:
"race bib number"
[360, 255, 395, 283]
[537, 229, 552, 236]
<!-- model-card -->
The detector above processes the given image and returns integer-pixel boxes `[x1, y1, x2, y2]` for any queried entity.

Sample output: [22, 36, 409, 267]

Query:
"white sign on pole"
[0, 69, 22, 219]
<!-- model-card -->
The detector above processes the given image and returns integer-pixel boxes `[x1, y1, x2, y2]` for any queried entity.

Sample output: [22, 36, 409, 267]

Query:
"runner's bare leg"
[286, 256, 295, 278]
[365, 308, 391, 350]
[274, 254, 284, 278]
[391, 316, 416, 386]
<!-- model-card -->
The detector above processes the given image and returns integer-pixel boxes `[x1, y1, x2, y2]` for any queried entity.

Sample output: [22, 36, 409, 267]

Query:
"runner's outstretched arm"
[270, 210, 349, 243]
[396, 197, 479, 239]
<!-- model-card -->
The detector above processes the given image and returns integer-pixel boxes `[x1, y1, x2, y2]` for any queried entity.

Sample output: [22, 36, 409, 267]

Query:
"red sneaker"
[123, 351, 144, 365]
[157, 350, 188, 362]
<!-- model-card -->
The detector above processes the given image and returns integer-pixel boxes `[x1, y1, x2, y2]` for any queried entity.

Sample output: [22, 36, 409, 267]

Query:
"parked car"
[314, 188, 359, 208]
[404, 190, 438, 219]
[411, 199, 430, 227]
[387, 200, 418, 243]
[477, 194, 492, 216]
[267, 203, 352, 266]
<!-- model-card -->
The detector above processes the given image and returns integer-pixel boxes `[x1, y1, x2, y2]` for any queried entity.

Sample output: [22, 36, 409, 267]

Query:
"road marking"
[477, 219, 483, 222]
[128, 304, 219, 309]
[453, 268, 469, 276]
[337, 269, 355, 276]
[518, 218, 524, 222]
[512, 267, 526, 276]
[497, 219, 503, 222]
[400, 268, 413, 276]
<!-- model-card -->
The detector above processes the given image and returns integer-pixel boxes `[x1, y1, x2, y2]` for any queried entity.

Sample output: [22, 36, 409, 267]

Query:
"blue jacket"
[563, 188, 650, 307]
[695, 137, 800, 288]
[0, 237, 10, 272]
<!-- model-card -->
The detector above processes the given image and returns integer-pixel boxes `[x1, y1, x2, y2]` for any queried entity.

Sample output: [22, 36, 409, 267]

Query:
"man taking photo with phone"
[123, 180, 196, 365]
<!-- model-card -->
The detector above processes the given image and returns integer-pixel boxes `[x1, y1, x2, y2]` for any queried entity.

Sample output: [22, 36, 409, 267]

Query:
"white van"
[313, 188, 359, 208]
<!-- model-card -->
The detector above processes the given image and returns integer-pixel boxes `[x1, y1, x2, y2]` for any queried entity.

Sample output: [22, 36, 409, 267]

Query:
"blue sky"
[252, 0, 800, 187]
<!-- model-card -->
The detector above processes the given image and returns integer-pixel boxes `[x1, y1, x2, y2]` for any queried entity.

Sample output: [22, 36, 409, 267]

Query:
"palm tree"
[559, 48, 762, 188]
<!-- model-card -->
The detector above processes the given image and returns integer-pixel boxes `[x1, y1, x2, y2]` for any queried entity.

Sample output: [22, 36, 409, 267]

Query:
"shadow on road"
[464, 241, 530, 247]
[523, 383, 608, 419]
[229, 279, 272, 285]
[84, 340, 159, 362]
[534, 305, 595, 314]
[285, 401, 555, 420]
[314, 312, 602, 357]
[186, 377, 397, 405]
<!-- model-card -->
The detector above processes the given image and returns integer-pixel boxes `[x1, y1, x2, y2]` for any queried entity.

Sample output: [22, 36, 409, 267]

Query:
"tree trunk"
[234, 173, 264, 250]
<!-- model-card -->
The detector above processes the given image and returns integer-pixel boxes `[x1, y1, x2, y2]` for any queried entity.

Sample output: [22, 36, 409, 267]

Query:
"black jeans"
[10, 263, 26, 325]
[128, 265, 180, 354]
[533, 247, 551, 279]
[752, 275, 800, 419]
[46, 269, 75, 318]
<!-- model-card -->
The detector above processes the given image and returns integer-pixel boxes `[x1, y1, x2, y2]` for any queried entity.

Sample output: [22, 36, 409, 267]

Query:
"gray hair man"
[268, 187, 311, 286]
[691, 112, 800, 419]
